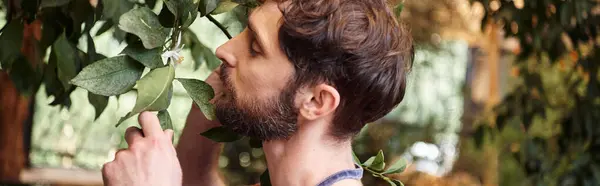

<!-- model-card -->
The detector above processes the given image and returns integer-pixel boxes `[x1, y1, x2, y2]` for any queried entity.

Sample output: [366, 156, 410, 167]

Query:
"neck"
[262, 120, 357, 186]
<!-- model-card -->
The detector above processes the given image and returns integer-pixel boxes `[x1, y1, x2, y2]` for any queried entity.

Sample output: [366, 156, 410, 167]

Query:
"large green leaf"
[103, 0, 134, 24]
[53, 33, 79, 90]
[177, 78, 216, 120]
[164, 0, 200, 28]
[121, 42, 163, 69]
[200, 126, 242, 142]
[43, 51, 73, 108]
[382, 158, 407, 175]
[70, 55, 144, 96]
[88, 92, 109, 120]
[117, 64, 175, 126]
[199, 0, 218, 16]
[40, 0, 71, 8]
[119, 7, 169, 49]
[0, 21, 24, 69]
[211, 1, 239, 15]
[369, 150, 386, 172]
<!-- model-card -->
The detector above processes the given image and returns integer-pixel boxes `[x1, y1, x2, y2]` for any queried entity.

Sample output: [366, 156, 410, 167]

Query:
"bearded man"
[101, 0, 414, 185]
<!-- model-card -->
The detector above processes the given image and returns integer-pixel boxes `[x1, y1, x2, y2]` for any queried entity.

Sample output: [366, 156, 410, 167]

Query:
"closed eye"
[248, 29, 262, 56]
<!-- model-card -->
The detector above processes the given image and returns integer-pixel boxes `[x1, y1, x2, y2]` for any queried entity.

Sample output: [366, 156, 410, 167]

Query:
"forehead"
[248, 1, 284, 31]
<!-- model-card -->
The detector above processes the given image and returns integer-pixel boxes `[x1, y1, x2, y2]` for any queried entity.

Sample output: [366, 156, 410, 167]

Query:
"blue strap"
[316, 164, 363, 186]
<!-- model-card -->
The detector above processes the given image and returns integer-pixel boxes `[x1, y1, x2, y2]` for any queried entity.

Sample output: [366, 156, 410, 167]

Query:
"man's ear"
[298, 84, 340, 121]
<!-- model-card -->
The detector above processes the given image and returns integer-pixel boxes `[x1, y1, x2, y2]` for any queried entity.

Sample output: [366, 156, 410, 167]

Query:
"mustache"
[219, 64, 234, 96]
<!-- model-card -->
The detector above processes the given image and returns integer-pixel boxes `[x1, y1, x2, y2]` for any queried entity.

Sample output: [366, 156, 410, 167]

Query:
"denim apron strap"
[316, 164, 363, 186]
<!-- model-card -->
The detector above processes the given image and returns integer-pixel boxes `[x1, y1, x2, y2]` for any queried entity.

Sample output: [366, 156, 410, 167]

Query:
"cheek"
[235, 62, 292, 98]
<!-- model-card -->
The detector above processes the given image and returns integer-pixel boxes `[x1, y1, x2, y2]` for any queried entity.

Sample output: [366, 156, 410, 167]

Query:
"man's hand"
[102, 112, 182, 186]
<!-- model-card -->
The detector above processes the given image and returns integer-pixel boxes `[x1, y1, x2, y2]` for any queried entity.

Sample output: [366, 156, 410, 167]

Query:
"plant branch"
[206, 14, 232, 39]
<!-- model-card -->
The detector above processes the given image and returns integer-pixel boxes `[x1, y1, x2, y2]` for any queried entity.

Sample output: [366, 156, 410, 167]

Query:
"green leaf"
[121, 43, 163, 69]
[260, 169, 272, 186]
[394, 3, 404, 17]
[249, 138, 263, 148]
[40, 0, 71, 8]
[158, 5, 176, 28]
[352, 151, 361, 164]
[177, 78, 216, 120]
[382, 158, 407, 175]
[363, 157, 375, 167]
[199, 0, 218, 16]
[86, 34, 97, 67]
[0, 21, 24, 69]
[117, 64, 175, 126]
[158, 110, 173, 130]
[43, 51, 62, 98]
[184, 29, 220, 70]
[8, 55, 41, 96]
[200, 126, 242, 142]
[119, 7, 169, 49]
[71, 56, 144, 96]
[95, 21, 114, 36]
[54, 32, 79, 90]
[158, 110, 174, 142]
[164, 0, 200, 28]
[191, 40, 220, 70]
[386, 178, 397, 186]
[211, 1, 239, 15]
[392, 179, 404, 186]
[88, 92, 109, 120]
[369, 150, 386, 171]
[103, 0, 134, 24]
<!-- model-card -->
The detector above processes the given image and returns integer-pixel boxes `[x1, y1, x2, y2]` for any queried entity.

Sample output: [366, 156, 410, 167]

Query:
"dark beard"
[214, 65, 298, 141]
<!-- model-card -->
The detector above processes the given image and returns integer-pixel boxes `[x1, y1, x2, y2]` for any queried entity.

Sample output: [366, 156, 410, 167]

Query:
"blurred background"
[1, 0, 599, 185]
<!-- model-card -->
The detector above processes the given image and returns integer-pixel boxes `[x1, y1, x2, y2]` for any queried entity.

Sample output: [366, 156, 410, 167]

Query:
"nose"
[215, 43, 237, 68]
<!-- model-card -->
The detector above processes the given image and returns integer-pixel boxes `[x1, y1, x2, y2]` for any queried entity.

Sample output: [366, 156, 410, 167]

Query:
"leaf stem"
[206, 14, 232, 39]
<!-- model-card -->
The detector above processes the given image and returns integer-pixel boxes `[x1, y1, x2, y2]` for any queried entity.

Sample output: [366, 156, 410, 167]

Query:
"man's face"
[213, 1, 299, 141]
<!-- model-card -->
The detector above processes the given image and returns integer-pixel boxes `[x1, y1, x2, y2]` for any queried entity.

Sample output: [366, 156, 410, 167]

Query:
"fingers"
[138, 111, 163, 138]
[125, 127, 144, 145]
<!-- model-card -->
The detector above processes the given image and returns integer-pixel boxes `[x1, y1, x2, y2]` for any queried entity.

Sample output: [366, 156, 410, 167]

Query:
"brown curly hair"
[262, 0, 414, 139]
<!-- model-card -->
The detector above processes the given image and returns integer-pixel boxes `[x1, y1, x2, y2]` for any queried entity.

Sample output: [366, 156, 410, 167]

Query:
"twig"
[206, 14, 232, 39]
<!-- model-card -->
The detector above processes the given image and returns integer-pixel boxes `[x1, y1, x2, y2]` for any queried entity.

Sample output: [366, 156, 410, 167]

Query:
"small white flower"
[161, 31, 185, 65]
[161, 45, 184, 65]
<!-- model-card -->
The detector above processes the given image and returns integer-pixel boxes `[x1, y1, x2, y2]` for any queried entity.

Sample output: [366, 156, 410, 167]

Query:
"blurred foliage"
[470, 0, 600, 185]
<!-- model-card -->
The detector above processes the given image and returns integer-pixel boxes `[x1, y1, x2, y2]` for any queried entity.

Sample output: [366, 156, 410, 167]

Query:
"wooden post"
[0, 71, 31, 183]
